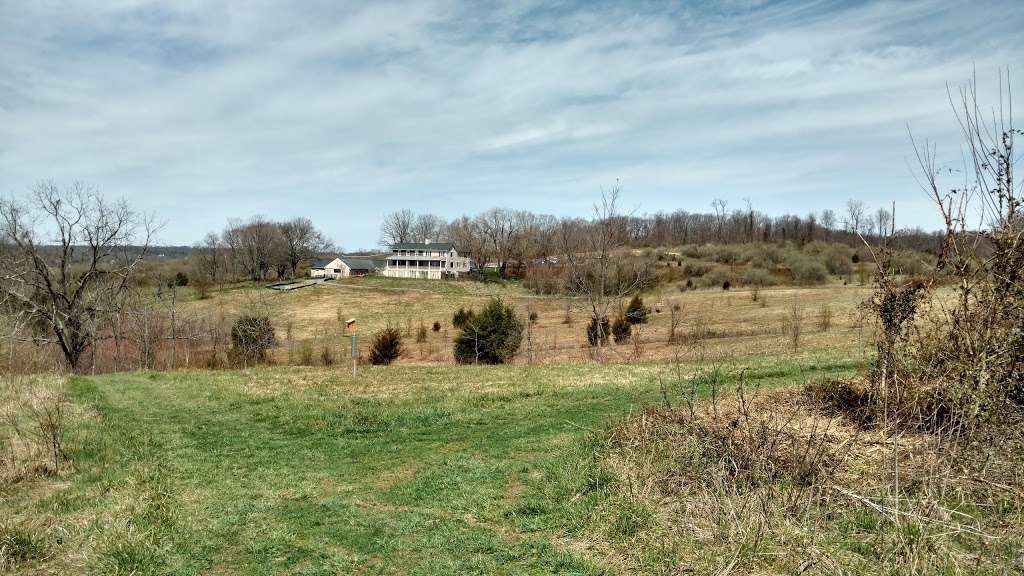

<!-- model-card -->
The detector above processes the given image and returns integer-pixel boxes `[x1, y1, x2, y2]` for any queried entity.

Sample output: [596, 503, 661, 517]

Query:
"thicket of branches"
[193, 216, 333, 285]
[854, 72, 1024, 436]
[0, 183, 154, 371]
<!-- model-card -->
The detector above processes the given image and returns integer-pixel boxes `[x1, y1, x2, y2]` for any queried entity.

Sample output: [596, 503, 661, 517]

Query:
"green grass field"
[3, 352, 860, 575]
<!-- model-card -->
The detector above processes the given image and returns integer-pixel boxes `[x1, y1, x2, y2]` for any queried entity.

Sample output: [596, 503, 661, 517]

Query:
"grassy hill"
[180, 277, 873, 368]
[2, 353, 858, 575]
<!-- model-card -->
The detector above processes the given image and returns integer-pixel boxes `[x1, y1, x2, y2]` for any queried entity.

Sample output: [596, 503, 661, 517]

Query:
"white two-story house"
[383, 241, 471, 279]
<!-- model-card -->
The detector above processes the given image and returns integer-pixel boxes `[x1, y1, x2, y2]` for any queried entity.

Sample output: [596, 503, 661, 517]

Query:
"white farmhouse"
[382, 241, 471, 279]
[310, 257, 384, 279]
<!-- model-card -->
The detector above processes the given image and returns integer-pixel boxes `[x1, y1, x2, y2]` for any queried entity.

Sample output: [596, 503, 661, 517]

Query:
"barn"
[310, 257, 384, 279]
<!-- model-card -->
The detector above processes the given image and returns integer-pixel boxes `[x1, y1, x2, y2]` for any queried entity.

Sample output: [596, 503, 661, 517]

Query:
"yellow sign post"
[345, 319, 357, 376]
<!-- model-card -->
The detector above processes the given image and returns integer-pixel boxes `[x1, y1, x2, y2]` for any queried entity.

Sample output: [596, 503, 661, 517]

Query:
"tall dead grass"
[603, 368, 1024, 574]
[1, 374, 71, 483]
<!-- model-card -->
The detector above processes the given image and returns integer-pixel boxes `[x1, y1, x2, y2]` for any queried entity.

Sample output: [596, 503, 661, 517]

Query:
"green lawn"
[4, 353, 860, 575]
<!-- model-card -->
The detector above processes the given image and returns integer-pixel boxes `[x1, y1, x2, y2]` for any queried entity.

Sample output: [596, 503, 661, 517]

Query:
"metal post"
[350, 332, 358, 376]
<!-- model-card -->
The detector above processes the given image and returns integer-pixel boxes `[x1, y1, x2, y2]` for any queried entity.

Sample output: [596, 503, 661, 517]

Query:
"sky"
[1, 0, 1022, 249]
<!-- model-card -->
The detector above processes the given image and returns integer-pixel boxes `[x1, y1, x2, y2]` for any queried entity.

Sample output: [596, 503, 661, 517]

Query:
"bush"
[822, 246, 853, 276]
[416, 321, 427, 343]
[788, 256, 828, 285]
[682, 261, 713, 277]
[586, 315, 611, 347]
[453, 298, 523, 364]
[320, 345, 335, 366]
[173, 271, 189, 287]
[722, 280, 731, 291]
[611, 315, 631, 344]
[711, 245, 740, 264]
[432, 321, 441, 332]
[230, 315, 275, 363]
[452, 307, 475, 330]
[369, 327, 404, 365]
[699, 268, 732, 288]
[625, 295, 650, 324]
[749, 252, 775, 270]
[742, 267, 776, 287]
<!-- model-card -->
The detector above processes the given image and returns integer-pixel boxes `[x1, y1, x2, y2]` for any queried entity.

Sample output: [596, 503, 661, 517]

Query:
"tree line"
[379, 198, 940, 276]
[192, 216, 334, 285]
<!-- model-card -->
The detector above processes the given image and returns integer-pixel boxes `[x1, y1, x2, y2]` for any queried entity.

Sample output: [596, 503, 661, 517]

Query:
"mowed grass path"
[10, 354, 860, 575]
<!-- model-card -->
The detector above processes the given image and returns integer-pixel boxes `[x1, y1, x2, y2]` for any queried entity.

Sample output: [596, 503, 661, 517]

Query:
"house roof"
[311, 257, 339, 268]
[390, 242, 454, 251]
[339, 257, 384, 270]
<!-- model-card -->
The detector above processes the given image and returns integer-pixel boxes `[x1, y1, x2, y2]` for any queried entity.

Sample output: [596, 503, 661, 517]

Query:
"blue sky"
[1, 0, 1021, 249]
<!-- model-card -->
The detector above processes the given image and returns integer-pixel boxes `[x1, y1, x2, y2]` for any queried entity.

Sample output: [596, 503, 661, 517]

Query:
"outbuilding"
[310, 257, 384, 279]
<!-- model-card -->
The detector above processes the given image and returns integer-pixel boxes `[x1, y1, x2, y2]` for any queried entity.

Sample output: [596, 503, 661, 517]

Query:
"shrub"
[749, 252, 775, 270]
[452, 307, 475, 330]
[789, 256, 828, 285]
[297, 340, 314, 365]
[611, 315, 631, 344]
[685, 278, 693, 290]
[416, 321, 427, 343]
[230, 315, 275, 363]
[817, 305, 833, 331]
[625, 295, 650, 324]
[742, 267, 776, 287]
[432, 321, 441, 332]
[682, 261, 713, 277]
[528, 311, 539, 324]
[722, 280, 731, 291]
[173, 271, 189, 287]
[822, 246, 853, 276]
[453, 298, 523, 364]
[320, 345, 335, 366]
[712, 245, 740, 264]
[369, 326, 404, 365]
[700, 268, 732, 288]
[586, 315, 611, 347]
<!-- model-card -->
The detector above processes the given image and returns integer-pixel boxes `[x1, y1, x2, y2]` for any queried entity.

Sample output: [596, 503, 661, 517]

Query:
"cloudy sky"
[1, 0, 1021, 248]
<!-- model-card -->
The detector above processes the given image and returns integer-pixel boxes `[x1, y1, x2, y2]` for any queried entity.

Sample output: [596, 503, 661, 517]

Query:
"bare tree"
[711, 198, 728, 242]
[478, 208, 520, 277]
[0, 182, 153, 371]
[380, 209, 415, 246]
[410, 214, 446, 243]
[278, 217, 329, 278]
[844, 199, 867, 235]
[874, 207, 892, 242]
[192, 232, 224, 287]
[561, 185, 647, 362]
[224, 216, 281, 281]
[820, 209, 836, 240]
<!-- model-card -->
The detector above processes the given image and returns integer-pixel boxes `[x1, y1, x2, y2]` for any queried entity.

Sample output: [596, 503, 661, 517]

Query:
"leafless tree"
[874, 207, 892, 242]
[560, 184, 647, 362]
[0, 182, 154, 371]
[820, 209, 837, 240]
[410, 213, 446, 243]
[223, 216, 281, 281]
[380, 209, 416, 246]
[844, 199, 867, 235]
[479, 208, 520, 277]
[447, 215, 488, 268]
[278, 217, 329, 278]
[192, 232, 224, 287]
[711, 198, 728, 242]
